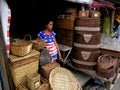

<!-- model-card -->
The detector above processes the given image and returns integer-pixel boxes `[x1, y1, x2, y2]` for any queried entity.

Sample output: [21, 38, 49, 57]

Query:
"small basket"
[72, 58, 97, 70]
[75, 18, 100, 27]
[97, 54, 115, 69]
[72, 46, 100, 62]
[78, 11, 89, 18]
[74, 33, 100, 45]
[90, 11, 100, 18]
[32, 38, 46, 51]
[49, 67, 82, 90]
[11, 34, 33, 56]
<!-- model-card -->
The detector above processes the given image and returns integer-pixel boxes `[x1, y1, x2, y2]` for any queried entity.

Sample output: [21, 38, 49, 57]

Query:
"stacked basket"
[72, 10, 101, 70]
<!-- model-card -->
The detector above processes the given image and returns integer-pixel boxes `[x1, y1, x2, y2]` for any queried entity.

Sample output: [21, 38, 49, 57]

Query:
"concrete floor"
[113, 78, 120, 90]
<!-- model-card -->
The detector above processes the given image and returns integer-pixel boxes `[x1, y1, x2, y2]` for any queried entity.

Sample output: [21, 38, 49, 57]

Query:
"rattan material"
[49, 67, 82, 90]
[74, 33, 100, 45]
[32, 38, 46, 51]
[75, 18, 100, 27]
[78, 11, 89, 18]
[9, 49, 40, 87]
[72, 47, 100, 62]
[97, 54, 115, 69]
[42, 62, 60, 79]
[90, 11, 100, 18]
[72, 59, 97, 70]
[11, 34, 33, 56]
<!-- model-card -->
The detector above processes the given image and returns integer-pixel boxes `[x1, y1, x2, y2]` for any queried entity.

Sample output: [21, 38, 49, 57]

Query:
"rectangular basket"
[78, 11, 89, 18]
[75, 18, 100, 27]
[9, 49, 40, 87]
[56, 18, 75, 30]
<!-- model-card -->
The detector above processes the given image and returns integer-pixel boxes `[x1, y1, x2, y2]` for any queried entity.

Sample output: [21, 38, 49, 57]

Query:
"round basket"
[96, 67, 115, 79]
[72, 47, 100, 62]
[49, 67, 82, 90]
[11, 34, 33, 56]
[72, 59, 96, 70]
[74, 33, 100, 45]
[97, 54, 115, 69]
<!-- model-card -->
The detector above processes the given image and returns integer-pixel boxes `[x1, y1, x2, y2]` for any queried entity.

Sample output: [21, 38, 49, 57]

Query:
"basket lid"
[49, 67, 82, 90]
[9, 49, 40, 63]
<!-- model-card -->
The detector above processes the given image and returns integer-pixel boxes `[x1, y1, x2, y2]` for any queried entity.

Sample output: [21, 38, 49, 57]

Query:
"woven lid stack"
[72, 9, 101, 70]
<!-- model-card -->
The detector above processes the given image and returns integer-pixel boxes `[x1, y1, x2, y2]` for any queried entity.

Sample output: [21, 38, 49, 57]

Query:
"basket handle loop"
[24, 34, 32, 41]
[98, 54, 113, 64]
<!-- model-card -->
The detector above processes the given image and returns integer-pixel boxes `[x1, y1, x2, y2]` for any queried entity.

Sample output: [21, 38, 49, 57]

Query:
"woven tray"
[72, 59, 97, 70]
[96, 67, 115, 79]
[75, 18, 100, 27]
[49, 67, 82, 90]
[74, 33, 100, 45]
[72, 47, 100, 62]
[41, 62, 60, 79]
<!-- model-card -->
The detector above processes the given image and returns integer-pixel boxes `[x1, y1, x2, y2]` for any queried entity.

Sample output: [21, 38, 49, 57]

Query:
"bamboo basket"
[78, 11, 89, 18]
[9, 49, 40, 87]
[74, 33, 100, 45]
[72, 47, 100, 62]
[11, 34, 33, 56]
[32, 38, 46, 51]
[90, 11, 100, 18]
[49, 67, 82, 90]
[75, 18, 100, 27]
[72, 58, 97, 70]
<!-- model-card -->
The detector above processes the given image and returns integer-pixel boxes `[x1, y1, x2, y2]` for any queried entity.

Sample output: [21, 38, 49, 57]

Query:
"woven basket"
[11, 34, 33, 56]
[41, 62, 60, 79]
[75, 18, 100, 27]
[72, 58, 97, 70]
[96, 67, 115, 79]
[27, 73, 41, 90]
[74, 27, 100, 35]
[72, 46, 100, 62]
[56, 18, 75, 30]
[9, 49, 40, 87]
[74, 33, 100, 45]
[32, 38, 46, 51]
[90, 11, 100, 18]
[49, 67, 82, 90]
[97, 54, 115, 69]
[78, 11, 89, 18]
[73, 43, 100, 51]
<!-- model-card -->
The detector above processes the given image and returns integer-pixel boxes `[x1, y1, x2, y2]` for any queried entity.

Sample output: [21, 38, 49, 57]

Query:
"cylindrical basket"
[75, 18, 100, 27]
[72, 46, 100, 62]
[11, 34, 33, 56]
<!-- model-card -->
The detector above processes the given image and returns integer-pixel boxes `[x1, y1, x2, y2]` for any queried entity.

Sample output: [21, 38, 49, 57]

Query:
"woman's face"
[46, 21, 53, 31]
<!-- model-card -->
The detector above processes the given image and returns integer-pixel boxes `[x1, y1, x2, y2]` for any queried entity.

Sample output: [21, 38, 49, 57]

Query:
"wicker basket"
[32, 38, 46, 51]
[96, 67, 115, 79]
[56, 18, 75, 30]
[9, 49, 40, 87]
[27, 73, 41, 90]
[75, 18, 100, 27]
[41, 62, 60, 79]
[72, 47, 100, 62]
[78, 11, 89, 18]
[97, 54, 115, 69]
[74, 33, 100, 45]
[49, 67, 82, 90]
[72, 58, 97, 70]
[90, 11, 100, 18]
[11, 34, 33, 56]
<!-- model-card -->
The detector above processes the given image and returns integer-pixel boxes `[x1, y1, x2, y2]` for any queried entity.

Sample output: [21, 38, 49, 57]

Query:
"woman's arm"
[54, 38, 63, 61]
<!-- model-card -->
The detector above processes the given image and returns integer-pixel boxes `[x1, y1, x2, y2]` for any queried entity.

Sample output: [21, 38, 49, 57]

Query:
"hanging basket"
[11, 34, 33, 56]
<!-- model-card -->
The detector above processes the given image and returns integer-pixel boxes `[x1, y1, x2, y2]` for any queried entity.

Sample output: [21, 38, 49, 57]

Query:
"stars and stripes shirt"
[38, 31, 58, 59]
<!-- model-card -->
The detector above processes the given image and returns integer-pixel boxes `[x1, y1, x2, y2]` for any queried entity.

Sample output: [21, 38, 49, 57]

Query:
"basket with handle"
[11, 34, 33, 56]
[97, 54, 115, 70]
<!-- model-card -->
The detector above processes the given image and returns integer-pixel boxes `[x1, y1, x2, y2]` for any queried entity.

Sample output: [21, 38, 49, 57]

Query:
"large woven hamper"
[9, 49, 40, 87]
[49, 67, 82, 90]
